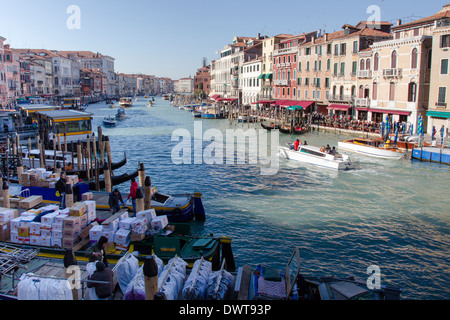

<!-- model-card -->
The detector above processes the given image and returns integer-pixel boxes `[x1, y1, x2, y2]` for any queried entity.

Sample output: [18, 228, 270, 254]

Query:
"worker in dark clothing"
[85, 236, 109, 267]
[55, 172, 67, 209]
[87, 261, 114, 300]
[108, 188, 125, 214]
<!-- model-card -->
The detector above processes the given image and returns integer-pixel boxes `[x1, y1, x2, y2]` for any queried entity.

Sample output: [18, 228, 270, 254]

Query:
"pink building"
[3, 44, 21, 105]
[0, 36, 6, 107]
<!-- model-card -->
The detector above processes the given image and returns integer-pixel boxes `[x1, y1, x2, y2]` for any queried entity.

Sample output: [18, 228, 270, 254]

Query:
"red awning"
[274, 100, 315, 109]
[210, 95, 221, 101]
[252, 100, 276, 105]
[369, 108, 411, 116]
[355, 107, 369, 112]
[327, 104, 352, 111]
[217, 98, 237, 102]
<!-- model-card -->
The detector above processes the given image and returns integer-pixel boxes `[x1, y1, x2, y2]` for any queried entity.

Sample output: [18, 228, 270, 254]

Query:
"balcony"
[383, 68, 402, 78]
[436, 101, 447, 108]
[355, 98, 370, 107]
[274, 79, 289, 86]
[357, 70, 372, 78]
[328, 94, 354, 103]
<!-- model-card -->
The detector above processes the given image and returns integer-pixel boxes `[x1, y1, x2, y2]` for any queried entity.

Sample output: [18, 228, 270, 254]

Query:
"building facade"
[426, 5, 450, 135]
[0, 36, 7, 107]
[241, 57, 262, 106]
[194, 66, 211, 97]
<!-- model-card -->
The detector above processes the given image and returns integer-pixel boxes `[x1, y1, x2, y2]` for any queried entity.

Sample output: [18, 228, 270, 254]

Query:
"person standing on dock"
[56, 172, 67, 209]
[108, 188, 125, 214]
[127, 178, 138, 217]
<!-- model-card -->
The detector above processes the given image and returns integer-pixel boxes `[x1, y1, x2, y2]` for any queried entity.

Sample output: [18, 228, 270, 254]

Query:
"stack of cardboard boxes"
[20, 169, 78, 189]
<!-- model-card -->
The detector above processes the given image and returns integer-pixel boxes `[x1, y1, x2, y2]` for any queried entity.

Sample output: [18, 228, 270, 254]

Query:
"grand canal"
[89, 98, 449, 300]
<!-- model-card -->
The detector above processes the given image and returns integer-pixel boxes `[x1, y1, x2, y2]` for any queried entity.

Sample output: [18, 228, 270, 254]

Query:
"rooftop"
[392, 4, 450, 30]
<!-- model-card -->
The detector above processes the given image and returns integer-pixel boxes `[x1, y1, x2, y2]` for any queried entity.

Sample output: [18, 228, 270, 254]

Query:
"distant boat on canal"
[338, 138, 406, 160]
[103, 115, 117, 127]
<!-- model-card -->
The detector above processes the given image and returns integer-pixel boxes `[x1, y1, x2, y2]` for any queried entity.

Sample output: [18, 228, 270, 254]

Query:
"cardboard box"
[10, 231, 19, 243]
[52, 223, 64, 231]
[137, 209, 157, 222]
[103, 218, 119, 232]
[0, 207, 19, 218]
[69, 202, 87, 217]
[63, 216, 80, 230]
[130, 233, 145, 242]
[114, 228, 131, 244]
[41, 212, 59, 225]
[81, 192, 93, 201]
[0, 210, 15, 223]
[40, 224, 52, 231]
[18, 237, 30, 245]
[52, 230, 63, 239]
[115, 243, 130, 252]
[118, 217, 136, 230]
[51, 238, 62, 248]
[41, 230, 52, 238]
[18, 226, 30, 238]
[10, 217, 22, 232]
[119, 211, 129, 221]
[62, 228, 80, 239]
[103, 242, 116, 254]
[30, 236, 41, 246]
[101, 230, 115, 242]
[80, 222, 98, 240]
[0, 221, 10, 241]
[54, 214, 68, 225]
[40, 237, 51, 247]
[89, 225, 103, 240]
[62, 237, 79, 249]
[19, 196, 43, 209]
[85, 201, 96, 223]
[151, 216, 168, 230]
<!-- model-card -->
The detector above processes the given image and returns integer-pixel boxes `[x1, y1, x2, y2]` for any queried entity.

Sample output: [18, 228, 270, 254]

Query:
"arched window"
[359, 85, 364, 98]
[411, 48, 418, 69]
[327, 59, 331, 70]
[366, 59, 371, 70]
[372, 82, 378, 100]
[374, 53, 379, 71]
[293, 69, 297, 80]
[360, 59, 365, 71]
[408, 82, 417, 102]
[389, 82, 396, 101]
[391, 50, 397, 69]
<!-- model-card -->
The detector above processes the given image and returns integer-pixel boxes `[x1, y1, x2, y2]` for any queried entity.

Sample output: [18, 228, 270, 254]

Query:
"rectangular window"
[440, 34, 450, 48]
[438, 87, 447, 103]
[325, 78, 330, 88]
[389, 82, 395, 101]
[340, 62, 345, 75]
[441, 59, 449, 75]
[334, 44, 339, 56]
[353, 41, 358, 53]
[352, 61, 357, 74]
[340, 43, 346, 55]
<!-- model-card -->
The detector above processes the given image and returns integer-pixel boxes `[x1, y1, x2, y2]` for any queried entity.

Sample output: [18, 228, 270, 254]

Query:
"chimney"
[397, 19, 402, 26]
[257, 33, 261, 39]
[324, 33, 328, 42]
[312, 36, 315, 44]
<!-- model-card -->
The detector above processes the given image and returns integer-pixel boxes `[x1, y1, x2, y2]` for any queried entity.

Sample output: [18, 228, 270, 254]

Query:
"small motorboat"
[147, 101, 153, 107]
[338, 139, 406, 160]
[109, 104, 116, 109]
[103, 116, 117, 127]
[280, 143, 355, 171]
[116, 108, 126, 120]
[119, 97, 133, 108]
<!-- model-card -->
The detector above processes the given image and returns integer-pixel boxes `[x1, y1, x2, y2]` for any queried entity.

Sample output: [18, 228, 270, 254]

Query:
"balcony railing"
[383, 68, 402, 78]
[355, 98, 370, 107]
[328, 94, 354, 103]
[274, 79, 289, 86]
[436, 101, 447, 108]
[357, 70, 372, 78]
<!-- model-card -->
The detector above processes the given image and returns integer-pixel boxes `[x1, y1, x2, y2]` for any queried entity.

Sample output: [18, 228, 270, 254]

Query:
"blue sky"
[0, 0, 448, 79]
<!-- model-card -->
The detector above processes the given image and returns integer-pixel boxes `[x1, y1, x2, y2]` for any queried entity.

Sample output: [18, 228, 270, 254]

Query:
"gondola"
[279, 126, 292, 134]
[66, 153, 127, 180]
[294, 126, 310, 135]
[86, 169, 139, 191]
[261, 122, 279, 131]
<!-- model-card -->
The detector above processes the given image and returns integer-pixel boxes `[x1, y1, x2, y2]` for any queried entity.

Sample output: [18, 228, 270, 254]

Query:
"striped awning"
[327, 104, 352, 111]
[427, 110, 450, 119]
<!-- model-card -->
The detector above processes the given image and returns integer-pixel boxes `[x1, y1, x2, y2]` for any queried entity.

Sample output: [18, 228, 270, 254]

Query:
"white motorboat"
[103, 116, 117, 127]
[338, 139, 406, 160]
[119, 97, 133, 108]
[280, 144, 355, 171]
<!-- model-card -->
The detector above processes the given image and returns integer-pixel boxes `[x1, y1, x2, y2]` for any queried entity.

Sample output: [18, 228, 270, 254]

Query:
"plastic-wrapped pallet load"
[205, 261, 235, 300]
[182, 258, 213, 300]
[158, 256, 188, 300]
[124, 255, 164, 300]
[17, 274, 74, 300]
[115, 253, 140, 294]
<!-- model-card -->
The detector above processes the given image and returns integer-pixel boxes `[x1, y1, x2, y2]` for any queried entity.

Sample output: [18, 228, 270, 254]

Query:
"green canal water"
[89, 98, 449, 300]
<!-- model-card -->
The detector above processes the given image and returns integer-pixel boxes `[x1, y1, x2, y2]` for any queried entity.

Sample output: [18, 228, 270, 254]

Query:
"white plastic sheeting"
[115, 254, 140, 294]
[123, 255, 164, 300]
[158, 256, 188, 300]
[182, 258, 213, 300]
[17, 274, 73, 300]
